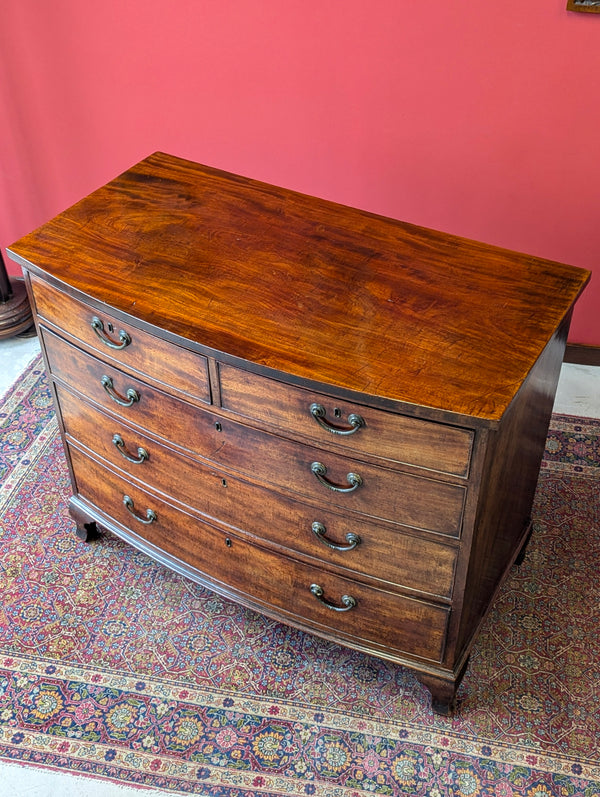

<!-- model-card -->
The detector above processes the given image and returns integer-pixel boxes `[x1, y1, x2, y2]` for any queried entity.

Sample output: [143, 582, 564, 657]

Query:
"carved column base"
[0, 278, 35, 339]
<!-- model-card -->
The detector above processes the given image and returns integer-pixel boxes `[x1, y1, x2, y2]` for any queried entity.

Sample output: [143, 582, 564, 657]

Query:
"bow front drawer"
[69, 446, 450, 664]
[44, 329, 466, 536]
[57, 385, 459, 600]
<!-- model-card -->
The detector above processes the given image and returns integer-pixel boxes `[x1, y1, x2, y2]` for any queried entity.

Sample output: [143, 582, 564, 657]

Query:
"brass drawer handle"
[101, 375, 140, 407]
[312, 521, 361, 551]
[311, 461, 363, 493]
[310, 583, 357, 612]
[112, 434, 149, 464]
[123, 495, 157, 524]
[310, 403, 364, 436]
[91, 316, 131, 350]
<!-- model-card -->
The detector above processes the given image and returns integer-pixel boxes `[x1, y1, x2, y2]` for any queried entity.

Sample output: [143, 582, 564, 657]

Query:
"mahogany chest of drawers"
[7, 152, 589, 713]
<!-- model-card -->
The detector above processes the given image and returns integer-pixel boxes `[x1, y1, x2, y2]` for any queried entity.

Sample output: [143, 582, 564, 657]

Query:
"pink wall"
[1, 0, 598, 343]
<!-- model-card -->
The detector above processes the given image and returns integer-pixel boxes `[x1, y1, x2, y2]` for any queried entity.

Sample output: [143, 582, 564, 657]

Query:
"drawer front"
[70, 447, 449, 663]
[31, 275, 210, 404]
[57, 385, 458, 599]
[219, 364, 473, 477]
[45, 330, 466, 535]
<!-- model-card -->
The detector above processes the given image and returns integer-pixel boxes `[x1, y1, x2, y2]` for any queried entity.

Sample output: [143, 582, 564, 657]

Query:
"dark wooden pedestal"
[0, 278, 34, 338]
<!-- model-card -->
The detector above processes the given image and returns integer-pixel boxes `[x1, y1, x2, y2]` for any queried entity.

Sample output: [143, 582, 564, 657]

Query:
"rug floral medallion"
[0, 356, 599, 796]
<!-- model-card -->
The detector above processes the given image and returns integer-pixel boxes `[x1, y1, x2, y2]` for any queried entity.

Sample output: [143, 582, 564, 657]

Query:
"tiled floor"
[0, 334, 599, 795]
[0, 333, 42, 398]
[553, 361, 600, 417]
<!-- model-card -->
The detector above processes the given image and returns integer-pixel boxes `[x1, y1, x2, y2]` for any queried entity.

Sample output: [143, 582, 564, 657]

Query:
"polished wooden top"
[8, 152, 589, 423]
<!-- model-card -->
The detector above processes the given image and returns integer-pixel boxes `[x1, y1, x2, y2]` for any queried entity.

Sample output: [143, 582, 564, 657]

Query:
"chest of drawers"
[7, 152, 589, 714]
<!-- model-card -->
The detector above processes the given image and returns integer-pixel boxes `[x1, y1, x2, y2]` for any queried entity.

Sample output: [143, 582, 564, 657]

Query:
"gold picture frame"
[567, 0, 600, 12]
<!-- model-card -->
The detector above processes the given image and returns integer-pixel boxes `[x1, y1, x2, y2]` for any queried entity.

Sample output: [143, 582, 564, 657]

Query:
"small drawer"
[70, 447, 450, 663]
[30, 274, 210, 404]
[218, 364, 473, 477]
[57, 385, 458, 599]
[45, 331, 466, 536]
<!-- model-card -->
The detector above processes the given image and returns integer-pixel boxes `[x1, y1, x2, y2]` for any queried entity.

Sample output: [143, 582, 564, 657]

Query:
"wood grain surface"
[8, 152, 590, 422]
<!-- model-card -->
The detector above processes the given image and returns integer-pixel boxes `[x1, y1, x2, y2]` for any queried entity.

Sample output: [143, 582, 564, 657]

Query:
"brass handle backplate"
[112, 434, 149, 464]
[311, 462, 363, 493]
[91, 316, 131, 350]
[310, 583, 357, 612]
[310, 403, 365, 436]
[123, 495, 157, 524]
[311, 521, 361, 551]
[101, 375, 140, 407]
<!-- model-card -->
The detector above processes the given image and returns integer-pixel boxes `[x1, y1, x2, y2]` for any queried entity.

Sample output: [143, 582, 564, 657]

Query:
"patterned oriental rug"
[0, 356, 599, 797]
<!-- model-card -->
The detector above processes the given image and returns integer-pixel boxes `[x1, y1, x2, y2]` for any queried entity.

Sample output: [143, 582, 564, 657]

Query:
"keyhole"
[221, 478, 227, 487]
[107, 322, 114, 333]
[215, 422, 222, 432]
[225, 538, 232, 547]
[334, 407, 342, 418]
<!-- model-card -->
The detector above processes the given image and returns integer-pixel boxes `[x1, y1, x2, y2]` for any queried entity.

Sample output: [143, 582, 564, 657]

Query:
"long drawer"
[69, 446, 450, 663]
[57, 384, 458, 599]
[45, 329, 466, 535]
[30, 274, 210, 404]
[219, 363, 473, 477]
